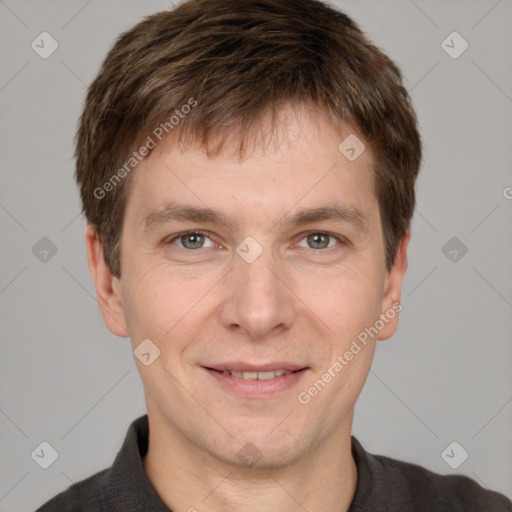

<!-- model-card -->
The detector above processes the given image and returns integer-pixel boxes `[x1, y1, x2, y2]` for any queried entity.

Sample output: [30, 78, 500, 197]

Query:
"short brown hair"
[75, 0, 422, 278]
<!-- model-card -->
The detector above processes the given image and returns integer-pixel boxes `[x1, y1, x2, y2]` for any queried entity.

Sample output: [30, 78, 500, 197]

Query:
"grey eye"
[173, 232, 214, 250]
[299, 232, 337, 250]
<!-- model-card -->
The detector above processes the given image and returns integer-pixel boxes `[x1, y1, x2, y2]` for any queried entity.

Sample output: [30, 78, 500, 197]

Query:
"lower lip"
[203, 368, 308, 398]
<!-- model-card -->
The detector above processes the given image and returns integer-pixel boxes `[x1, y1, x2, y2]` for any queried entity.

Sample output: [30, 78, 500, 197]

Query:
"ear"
[376, 231, 410, 341]
[85, 224, 128, 337]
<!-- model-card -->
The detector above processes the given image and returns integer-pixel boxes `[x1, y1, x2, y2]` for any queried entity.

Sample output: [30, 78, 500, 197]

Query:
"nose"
[217, 247, 296, 340]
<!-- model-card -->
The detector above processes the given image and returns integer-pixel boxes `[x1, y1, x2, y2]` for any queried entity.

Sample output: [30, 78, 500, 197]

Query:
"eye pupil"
[307, 233, 329, 249]
[182, 233, 204, 249]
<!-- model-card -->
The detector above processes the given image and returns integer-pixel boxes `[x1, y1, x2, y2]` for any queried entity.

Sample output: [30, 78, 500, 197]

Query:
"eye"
[297, 231, 344, 250]
[167, 231, 215, 250]
[165, 230, 346, 252]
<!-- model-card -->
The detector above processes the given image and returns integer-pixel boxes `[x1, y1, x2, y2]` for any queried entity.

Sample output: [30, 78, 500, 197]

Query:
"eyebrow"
[142, 201, 369, 233]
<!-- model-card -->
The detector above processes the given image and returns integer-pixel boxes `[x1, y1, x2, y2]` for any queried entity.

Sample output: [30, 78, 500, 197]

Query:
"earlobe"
[377, 231, 410, 341]
[85, 225, 128, 338]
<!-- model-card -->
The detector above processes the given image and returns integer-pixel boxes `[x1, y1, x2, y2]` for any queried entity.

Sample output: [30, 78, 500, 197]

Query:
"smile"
[203, 367, 309, 398]
[216, 369, 293, 380]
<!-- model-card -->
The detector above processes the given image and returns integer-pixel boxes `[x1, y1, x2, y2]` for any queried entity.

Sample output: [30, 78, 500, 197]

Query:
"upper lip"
[205, 362, 308, 372]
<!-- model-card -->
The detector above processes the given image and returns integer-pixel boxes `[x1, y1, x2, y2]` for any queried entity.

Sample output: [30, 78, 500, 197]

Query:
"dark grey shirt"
[36, 414, 512, 511]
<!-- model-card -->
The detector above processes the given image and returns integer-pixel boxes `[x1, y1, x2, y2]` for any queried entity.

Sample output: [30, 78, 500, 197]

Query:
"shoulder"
[350, 437, 512, 511]
[374, 451, 512, 511]
[34, 467, 109, 512]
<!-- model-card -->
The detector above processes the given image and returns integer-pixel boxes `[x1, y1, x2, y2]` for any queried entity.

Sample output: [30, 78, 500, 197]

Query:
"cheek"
[121, 262, 202, 344]
[302, 264, 384, 336]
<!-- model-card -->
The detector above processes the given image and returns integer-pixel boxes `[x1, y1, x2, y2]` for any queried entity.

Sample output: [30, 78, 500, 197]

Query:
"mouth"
[202, 364, 309, 397]
[207, 368, 302, 380]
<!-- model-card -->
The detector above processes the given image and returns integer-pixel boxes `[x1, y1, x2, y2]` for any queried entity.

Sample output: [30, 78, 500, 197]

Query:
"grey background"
[0, 0, 511, 510]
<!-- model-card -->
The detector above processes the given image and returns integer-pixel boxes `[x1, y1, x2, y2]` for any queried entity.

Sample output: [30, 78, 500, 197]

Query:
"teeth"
[257, 371, 276, 380]
[221, 369, 293, 380]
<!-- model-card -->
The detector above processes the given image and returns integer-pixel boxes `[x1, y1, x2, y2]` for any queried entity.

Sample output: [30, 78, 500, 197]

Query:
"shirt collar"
[102, 414, 170, 511]
[102, 414, 373, 511]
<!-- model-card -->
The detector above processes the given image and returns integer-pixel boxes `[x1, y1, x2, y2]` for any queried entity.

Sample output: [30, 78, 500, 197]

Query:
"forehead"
[124, 104, 378, 230]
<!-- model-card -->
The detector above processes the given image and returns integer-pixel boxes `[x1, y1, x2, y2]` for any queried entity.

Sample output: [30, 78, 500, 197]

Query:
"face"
[88, 104, 408, 469]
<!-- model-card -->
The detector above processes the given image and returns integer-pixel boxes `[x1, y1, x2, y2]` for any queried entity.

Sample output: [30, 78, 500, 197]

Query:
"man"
[36, 0, 512, 510]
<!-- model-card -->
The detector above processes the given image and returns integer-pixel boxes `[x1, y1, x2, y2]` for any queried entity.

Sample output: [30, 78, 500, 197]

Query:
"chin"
[207, 430, 310, 470]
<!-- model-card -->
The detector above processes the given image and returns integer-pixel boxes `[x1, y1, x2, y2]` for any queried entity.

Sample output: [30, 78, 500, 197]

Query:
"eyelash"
[165, 230, 348, 251]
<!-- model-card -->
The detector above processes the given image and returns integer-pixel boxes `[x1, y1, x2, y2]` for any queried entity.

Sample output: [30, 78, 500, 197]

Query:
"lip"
[205, 361, 307, 372]
[203, 366, 309, 398]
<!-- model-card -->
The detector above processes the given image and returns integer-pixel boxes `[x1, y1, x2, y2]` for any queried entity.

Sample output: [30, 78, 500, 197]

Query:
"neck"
[142, 412, 358, 512]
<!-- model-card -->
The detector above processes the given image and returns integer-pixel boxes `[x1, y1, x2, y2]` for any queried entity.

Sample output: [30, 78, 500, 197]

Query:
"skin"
[86, 104, 409, 512]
